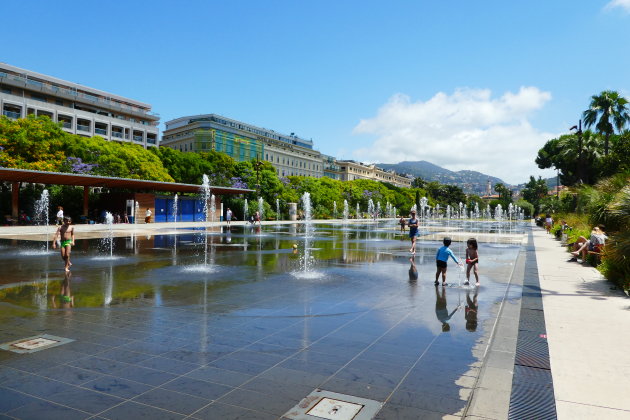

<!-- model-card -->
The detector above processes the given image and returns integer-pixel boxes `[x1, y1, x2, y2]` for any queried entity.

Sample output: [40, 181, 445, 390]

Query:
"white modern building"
[0, 63, 159, 147]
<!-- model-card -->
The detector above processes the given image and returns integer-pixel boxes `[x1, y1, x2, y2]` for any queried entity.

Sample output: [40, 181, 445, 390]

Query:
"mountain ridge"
[377, 160, 507, 195]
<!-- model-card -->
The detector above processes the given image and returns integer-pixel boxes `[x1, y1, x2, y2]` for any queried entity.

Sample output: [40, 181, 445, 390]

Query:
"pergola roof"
[0, 168, 252, 195]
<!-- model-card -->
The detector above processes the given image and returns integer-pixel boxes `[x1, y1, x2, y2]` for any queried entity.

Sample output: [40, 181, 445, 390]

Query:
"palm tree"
[583, 90, 630, 156]
[558, 130, 603, 184]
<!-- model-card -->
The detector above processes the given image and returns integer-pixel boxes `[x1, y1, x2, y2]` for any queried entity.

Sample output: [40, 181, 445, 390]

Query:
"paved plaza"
[0, 220, 627, 419]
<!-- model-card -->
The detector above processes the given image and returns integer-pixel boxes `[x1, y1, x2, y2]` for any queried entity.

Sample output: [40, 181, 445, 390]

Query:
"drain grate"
[283, 389, 382, 420]
[509, 380, 557, 420]
[0, 334, 74, 354]
[508, 230, 557, 419]
[307, 398, 363, 420]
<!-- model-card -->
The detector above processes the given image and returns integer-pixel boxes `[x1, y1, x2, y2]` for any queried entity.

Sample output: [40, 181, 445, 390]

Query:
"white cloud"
[605, 0, 630, 12]
[352, 87, 556, 184]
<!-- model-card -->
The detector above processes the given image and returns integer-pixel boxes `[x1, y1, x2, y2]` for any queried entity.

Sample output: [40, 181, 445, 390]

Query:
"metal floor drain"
[0, 334, 74, 354]
[283, 389, 383, 420]
[508, 231, 557, 419]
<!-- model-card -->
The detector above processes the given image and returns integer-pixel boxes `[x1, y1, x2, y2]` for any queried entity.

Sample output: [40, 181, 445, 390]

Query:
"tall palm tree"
[583, 90, 630, 156]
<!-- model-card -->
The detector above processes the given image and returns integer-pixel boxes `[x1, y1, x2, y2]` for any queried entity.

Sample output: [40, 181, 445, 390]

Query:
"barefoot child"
[435, 237, 462, 286]
[52, 217, 75, 272]
[408, 210, 419, 254]
[465, 238, 479, 286]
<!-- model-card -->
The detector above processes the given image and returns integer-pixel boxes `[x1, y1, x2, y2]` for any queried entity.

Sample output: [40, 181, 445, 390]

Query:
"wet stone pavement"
[0, 221, 525, 419]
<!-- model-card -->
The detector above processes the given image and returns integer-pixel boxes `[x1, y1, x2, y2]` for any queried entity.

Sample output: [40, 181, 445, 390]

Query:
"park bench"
[587, 243, 605, 265]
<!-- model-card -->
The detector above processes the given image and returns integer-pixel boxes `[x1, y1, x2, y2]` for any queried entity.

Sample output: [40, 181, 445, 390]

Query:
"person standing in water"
[465, 237, 479, 286]
[435, 237, 462, 286]
[408, 210, 419, 254]
[226, 208, 233, 226]
[52, 217, 75, 272]
[399, 215, 406, 233]
[56, 206, 64, 225]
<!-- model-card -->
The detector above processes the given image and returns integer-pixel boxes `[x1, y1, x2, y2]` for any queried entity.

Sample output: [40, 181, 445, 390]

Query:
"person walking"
[408, 210, 419, 254]
[52, 217, 75, 272]
[56, 206, 64, 225]
[226, 208, 233, 226]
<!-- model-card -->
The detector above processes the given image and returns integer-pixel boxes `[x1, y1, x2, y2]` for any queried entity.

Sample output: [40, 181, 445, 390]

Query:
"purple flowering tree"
[65, 157, 98, 174]
[230, 177, 248, 189]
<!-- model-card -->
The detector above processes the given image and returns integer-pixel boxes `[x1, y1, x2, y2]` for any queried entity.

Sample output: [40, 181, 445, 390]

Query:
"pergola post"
[83, 186, 90, 218]
[12, 182, 20, 219]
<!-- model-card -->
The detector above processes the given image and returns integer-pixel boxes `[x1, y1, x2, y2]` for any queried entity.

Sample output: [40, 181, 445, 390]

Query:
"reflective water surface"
[0, 220, 525, 419]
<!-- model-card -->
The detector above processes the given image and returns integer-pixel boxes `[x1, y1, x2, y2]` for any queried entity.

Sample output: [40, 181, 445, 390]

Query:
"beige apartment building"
[337, 160, 412, 188]
[0, 63, 159, 147]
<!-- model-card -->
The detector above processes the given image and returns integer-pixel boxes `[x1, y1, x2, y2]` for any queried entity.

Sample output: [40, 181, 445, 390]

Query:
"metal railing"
[0, 71, 158, 120]
[77, 124, 91, 132]
[133, 135, 144, 142]
[111, 132, 123, 138]
[95, 128, 107, 135]
[60, 121, 72, 129]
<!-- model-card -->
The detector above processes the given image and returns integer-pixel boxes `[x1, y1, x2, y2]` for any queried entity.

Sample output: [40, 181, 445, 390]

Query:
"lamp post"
[253, 156, 263, 198]
[569, 120, 583, 183]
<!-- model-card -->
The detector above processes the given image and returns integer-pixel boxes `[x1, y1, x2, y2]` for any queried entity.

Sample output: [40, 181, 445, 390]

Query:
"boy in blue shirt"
[435, 237, 462, 286]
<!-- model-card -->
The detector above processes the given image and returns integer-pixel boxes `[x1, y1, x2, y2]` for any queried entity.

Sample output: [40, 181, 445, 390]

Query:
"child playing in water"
[465, 238, 479, 286]
[408, 211, 419, 254]
[435, 237, 462, 286]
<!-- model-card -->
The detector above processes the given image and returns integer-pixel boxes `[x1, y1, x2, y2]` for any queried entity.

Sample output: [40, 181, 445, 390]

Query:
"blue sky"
[3, 0, 629, 184]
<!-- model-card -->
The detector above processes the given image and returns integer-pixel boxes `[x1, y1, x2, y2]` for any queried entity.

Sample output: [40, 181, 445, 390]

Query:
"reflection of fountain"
[34, 189, 50, 252]
[104, 264, 113, 306]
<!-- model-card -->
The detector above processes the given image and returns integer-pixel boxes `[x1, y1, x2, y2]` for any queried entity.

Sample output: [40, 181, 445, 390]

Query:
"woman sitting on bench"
[570, 226, 607, 262]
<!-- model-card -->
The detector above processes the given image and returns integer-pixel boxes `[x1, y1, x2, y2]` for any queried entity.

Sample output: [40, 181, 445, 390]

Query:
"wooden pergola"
[0, 168, 252, 218]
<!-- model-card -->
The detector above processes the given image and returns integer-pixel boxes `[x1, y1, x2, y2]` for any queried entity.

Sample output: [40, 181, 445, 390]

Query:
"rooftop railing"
[0, 71, 158, 120]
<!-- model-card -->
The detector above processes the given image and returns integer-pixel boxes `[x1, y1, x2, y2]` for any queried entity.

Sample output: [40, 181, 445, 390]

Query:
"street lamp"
[569, 120, 583, 183]
[253, 155, 263, 198]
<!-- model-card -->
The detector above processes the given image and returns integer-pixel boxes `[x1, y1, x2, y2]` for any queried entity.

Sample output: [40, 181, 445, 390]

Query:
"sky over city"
[3, 0, 630, 184]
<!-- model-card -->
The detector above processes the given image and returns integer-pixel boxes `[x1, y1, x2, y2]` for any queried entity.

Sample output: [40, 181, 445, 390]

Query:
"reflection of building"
[0, 63, 159, 147]
[162, 114, 324, 178]
[337, 160, 412, 188]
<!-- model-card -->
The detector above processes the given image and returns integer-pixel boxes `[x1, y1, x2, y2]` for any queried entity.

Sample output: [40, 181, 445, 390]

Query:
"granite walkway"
[533, 228, 630, 419]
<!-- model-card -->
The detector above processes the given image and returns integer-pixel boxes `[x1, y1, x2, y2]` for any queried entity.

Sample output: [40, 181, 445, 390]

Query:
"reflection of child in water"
[435, 285, 460, 332]
[51, 271, 74, 309]
[408, 257, 418, 281]
[465, 288, 478, 332]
